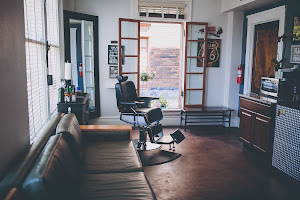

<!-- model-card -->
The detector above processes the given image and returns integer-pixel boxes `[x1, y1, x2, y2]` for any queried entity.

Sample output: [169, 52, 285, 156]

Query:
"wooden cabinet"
[239, 97, 275, 155]
[57, 93, 90, 124]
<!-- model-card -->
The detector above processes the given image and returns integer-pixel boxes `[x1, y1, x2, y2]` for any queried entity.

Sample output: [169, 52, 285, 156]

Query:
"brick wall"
[149, 48, 180, 89]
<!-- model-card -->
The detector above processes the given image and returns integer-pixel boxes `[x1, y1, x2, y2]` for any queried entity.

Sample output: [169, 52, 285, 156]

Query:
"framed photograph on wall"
[293, 17, 300, 42]
[108, 45, 125, 65]
[290, 45, 300, 63]
[197, 39, 221, 67]
[109, 66, 118, 78]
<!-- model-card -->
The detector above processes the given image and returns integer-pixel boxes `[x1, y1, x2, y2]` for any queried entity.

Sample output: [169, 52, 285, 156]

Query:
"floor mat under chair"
[138, 149, 181, 166]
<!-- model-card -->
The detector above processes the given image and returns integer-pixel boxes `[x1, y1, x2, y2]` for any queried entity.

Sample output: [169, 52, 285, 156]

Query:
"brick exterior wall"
[149, 48, 180, 89]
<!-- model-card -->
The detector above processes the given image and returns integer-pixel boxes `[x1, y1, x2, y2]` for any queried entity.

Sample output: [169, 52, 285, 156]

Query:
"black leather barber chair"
[115, 75, 185, 151]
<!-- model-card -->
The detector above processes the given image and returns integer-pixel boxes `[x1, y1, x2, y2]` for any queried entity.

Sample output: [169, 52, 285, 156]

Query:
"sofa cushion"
[56, 114, 83, 160]
[22, 134, 79, 200]
[79, 172, 156, 200]
[82, 141, 142, 173]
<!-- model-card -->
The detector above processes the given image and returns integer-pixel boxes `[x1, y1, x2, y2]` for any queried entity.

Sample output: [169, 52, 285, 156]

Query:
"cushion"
[79, 172, 156, 200]
[82, 141, 142, 173]
[56, 114, 83, 160]
[22, 135, 79, 200]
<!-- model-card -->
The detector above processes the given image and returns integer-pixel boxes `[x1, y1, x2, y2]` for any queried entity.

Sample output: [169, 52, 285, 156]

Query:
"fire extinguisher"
[237, 65, 243, 84]
[79, 63, 83, 77]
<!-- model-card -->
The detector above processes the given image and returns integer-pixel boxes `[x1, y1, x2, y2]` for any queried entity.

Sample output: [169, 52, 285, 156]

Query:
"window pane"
[186, 74, 203, 89]
[185, 90, 203, 105]
[187, 24, 206, 40]
[186, 58, 204, 73]
[121, 21, 138, 38]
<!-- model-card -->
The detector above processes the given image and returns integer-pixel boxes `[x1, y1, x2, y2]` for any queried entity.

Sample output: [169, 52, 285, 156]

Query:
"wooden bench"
[180, 107, 234, 131]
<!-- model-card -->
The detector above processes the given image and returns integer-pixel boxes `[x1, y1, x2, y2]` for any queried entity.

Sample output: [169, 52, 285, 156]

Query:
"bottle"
[292, 86, 299, 102]
[71, 87, 77, 102]
[68, 106, 72, 114]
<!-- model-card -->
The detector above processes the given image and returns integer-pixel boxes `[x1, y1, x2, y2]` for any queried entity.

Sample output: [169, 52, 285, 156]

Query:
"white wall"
[64, 0, 244, 126]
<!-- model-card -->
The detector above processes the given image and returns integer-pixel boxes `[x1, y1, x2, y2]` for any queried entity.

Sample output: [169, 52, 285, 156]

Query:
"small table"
[180, 107, 234, 131]
[57, 93, 90, 124]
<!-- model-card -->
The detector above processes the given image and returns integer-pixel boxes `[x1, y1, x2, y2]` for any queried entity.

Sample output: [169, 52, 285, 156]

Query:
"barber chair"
[115, 75, 185, 151]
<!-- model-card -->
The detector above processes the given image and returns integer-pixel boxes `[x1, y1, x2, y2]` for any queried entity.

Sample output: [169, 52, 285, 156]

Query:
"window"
[24, 0, 61, 143]
[138, 1, 186, 20]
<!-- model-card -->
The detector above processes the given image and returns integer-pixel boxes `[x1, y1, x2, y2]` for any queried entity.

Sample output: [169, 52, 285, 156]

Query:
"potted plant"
[140, 72, 155, 82]
[159, 97, 169, 108]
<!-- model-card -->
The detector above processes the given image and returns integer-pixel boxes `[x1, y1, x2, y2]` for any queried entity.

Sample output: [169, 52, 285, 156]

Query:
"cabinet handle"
[256, 117, 268, 123]
[242, 112, 251, 117]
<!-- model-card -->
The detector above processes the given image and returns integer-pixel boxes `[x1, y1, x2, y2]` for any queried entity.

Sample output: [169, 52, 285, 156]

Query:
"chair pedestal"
[133, 127, 161, 151]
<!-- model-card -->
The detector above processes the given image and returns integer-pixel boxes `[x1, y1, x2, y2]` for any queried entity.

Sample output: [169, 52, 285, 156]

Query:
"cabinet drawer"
[240, 98, 271, 117]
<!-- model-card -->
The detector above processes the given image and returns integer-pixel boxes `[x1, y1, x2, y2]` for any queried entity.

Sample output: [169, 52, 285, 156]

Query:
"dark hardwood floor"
[132, 126, 299, 200]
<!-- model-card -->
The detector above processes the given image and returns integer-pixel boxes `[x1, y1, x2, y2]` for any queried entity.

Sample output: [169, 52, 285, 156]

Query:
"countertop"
[239, 94, 277, 105]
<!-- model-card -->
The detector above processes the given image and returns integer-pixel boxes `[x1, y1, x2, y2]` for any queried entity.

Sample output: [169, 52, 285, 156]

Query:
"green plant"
[159, 97, 169, 108]
[140, 72, 155, 82]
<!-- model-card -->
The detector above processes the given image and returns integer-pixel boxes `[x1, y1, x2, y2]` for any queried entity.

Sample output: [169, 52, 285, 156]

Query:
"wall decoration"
[109, 66, 118, 78]
[108, 45, 118, 64]
[108, 45, 124, 65]
[293, 17, 300, 42]
[290, 45, 300, 63]
[197, 39, 221, 67]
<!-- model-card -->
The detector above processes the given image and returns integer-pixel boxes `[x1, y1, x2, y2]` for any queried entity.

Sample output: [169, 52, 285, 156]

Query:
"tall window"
[24, 0, 61, 143]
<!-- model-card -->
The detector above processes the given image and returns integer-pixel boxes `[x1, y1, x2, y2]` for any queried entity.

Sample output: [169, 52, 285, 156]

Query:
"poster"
[290, 45, 300, 63]
[108, 45, 124, 65]
[197, 39, 221, 67]
[109, 66, 118, 78]
[293, 17, 300, 42]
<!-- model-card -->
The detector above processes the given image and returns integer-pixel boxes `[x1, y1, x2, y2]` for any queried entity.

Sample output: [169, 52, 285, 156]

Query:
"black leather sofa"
[1, 114, 156, 200]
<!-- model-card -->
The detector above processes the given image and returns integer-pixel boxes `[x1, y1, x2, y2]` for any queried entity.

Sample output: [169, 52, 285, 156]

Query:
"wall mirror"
[63, 10, 100, 117]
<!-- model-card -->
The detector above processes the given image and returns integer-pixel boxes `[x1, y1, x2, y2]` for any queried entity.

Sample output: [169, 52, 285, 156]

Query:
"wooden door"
[252, 113, 270, 153]
[119, 18, 140, 95]
[251, 21, 279, 94]
[184, 22, 208, 107]
[239, 108, 254, 145]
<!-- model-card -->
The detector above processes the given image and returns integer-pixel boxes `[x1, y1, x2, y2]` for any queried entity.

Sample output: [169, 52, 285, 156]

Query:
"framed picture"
[109, 66, 118, 78]
[293, 17, 300, 42]
[108, 45, 125, 65]
[290, 45, 300, 63]
[197, 39, 221, 67]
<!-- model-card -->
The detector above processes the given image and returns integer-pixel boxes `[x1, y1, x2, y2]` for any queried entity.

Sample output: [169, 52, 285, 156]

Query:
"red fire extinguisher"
[79, 63, 83, 77]
[237, 65, 243, 84]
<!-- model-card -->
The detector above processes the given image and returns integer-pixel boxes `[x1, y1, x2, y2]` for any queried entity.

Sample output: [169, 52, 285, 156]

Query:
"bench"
[180, 106, 234, 131]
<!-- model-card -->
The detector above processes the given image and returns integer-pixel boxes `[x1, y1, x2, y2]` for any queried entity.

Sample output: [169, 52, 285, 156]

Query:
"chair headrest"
[116, 75, 128, 83]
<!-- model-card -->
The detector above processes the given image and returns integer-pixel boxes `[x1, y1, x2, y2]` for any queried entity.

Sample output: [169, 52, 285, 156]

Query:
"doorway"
[251, 21, 279, 94]
[64, 11, 100, 117]
[139, 22, 182, 109]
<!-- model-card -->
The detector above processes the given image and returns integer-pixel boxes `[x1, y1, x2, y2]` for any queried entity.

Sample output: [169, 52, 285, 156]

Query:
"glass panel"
[121, 39, 138, 56]
[188, 24, 206, 40]
[85, 72, 94, 88]
[185, 90, 203, 105]
[140, 38, 147, 48]
[85, 57, 93, 72]
[87, 87, 95, 107]
[121, 21, 138, 38]
[186, 58, 204, 73]
[125, 74, 138, 87]
[121, 57, 138, 73]
[186, 74, 203, 89]
[187, 41, 205, 57]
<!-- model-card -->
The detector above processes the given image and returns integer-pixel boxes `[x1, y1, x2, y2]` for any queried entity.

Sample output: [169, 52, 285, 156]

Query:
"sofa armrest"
[80, 125, 132, 142]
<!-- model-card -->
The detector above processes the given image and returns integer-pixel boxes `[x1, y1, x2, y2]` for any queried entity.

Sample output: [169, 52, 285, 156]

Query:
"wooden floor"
[132, 126, 299, 200]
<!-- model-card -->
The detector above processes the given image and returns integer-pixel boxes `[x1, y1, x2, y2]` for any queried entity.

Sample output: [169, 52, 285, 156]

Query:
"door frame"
[244, 5, 286, 94]
[63, 10, 100, 117]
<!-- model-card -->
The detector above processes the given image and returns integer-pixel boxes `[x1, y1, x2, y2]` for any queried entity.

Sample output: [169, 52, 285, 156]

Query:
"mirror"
[64, 11, 100, 117]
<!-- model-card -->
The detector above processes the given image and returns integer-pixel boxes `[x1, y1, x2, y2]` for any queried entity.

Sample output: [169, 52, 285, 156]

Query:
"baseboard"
[89, 116, 240, 128]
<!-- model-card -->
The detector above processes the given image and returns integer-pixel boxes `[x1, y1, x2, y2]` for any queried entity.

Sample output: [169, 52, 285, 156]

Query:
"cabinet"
[239, 97, 275, 155]
[57, 93, 89, 124]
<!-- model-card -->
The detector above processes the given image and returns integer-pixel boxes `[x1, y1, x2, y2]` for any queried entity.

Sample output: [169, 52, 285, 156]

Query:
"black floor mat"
[138, 150, 181, 166]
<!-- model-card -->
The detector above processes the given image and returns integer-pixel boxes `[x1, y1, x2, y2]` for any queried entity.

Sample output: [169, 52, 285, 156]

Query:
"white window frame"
[132, 0, 192, 22]
[24, 0, 62, 144]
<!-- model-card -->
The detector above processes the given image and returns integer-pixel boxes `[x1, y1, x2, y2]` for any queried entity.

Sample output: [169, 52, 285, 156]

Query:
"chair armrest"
[120, 101, 144, 106]
[80, 125, 132, 141]
[138, 96, 159, 101]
